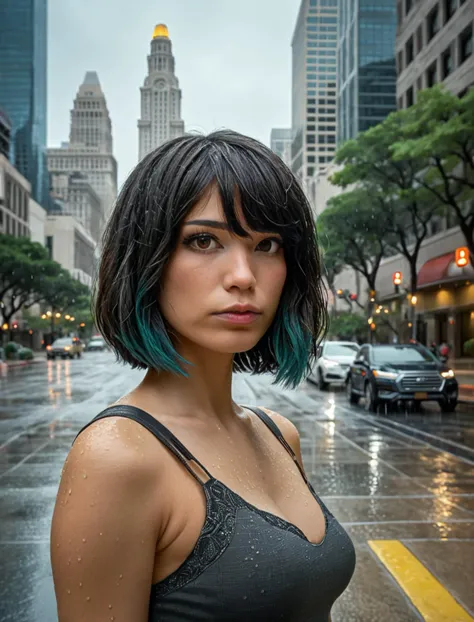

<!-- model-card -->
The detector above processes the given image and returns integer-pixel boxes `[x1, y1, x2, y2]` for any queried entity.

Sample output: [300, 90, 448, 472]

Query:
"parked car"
[86, 336, 106, 352]
[346, 343, 458, 413]
[308, 341, 360, 390]
[47, 337, 84, 360]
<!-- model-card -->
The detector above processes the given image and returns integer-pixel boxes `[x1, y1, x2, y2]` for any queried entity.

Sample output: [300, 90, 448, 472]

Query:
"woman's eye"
[257, 238, 283, 254]
[187, 234, 219, 251]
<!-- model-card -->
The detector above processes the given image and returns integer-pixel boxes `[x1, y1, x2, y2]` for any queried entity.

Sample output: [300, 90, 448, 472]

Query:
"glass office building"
[0, 0, 48, 205]
[337, 0, 397, 145]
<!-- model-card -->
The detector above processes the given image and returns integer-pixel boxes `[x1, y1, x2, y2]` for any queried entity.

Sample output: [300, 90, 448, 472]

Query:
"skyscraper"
[47, 72, 118, 234]
[0, 0, 48, 205]
[337, 0, 397, 145]
[291, 0, 338, 186]
[270, 128, 293, 167]
[138, 24, 185, 161]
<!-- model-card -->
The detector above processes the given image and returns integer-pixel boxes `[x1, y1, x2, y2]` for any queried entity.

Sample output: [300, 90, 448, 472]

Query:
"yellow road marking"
[368, 540, 474, 622]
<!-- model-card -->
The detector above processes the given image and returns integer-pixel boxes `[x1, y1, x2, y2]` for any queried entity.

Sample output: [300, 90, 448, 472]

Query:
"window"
[426, 61, 438, 86]
[441, 46, 453, 78]
[417, 76, 423, 91]
[416, 25, 423, 53]
[406, 86, 414, 107]
[397, 50, 403, 73]
[405, 0, 413, 14]
[459, 24, 473, 64]
[427, 5, 440, 41]
[444, 0, 456, 23]
[406, 36, 414, 65]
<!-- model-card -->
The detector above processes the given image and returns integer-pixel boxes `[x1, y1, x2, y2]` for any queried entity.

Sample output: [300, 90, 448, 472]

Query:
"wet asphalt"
[0, 353, 473, 622]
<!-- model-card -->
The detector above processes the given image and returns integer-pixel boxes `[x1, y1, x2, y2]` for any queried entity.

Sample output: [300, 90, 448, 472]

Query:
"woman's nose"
[222, 249, 257, 291]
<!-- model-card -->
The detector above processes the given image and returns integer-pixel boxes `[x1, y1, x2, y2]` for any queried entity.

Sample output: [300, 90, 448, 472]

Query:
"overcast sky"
[48, 0, 300, 188]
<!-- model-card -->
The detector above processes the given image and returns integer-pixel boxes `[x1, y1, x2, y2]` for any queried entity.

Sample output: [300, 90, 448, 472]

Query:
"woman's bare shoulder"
[257, 406, 302, 459]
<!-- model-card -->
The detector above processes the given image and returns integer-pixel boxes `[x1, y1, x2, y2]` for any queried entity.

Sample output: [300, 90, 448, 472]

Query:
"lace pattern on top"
[151, 478, 331, 600]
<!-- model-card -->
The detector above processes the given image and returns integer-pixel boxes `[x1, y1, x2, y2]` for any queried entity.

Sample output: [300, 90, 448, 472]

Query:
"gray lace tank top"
[78, 405, 356, 621]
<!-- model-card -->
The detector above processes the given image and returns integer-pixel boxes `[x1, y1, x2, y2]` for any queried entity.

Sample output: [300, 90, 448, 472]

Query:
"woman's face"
[159, 186, 287, 356]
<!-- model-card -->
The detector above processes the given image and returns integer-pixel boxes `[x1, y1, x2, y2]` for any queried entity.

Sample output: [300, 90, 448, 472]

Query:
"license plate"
[414, 392, 428, 400]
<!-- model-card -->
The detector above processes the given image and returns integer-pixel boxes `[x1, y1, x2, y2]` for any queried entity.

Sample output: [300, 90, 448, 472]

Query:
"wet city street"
[1, 353, 473, 622]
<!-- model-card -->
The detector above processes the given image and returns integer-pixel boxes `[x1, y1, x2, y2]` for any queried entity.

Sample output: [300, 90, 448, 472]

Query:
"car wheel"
[318, 369, 328, 391]
[76, 351, 82, 358]
[364, 382, 379, 413]
[346, 376, 360, 405]
[440, 400, 457, 413]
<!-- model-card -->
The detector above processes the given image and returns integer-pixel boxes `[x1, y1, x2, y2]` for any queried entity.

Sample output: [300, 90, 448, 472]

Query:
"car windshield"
[324, 343, 359, 357]
[90, 338, 103, 342]
[53, 338, 73, 346]
[372, 346, 436, 364]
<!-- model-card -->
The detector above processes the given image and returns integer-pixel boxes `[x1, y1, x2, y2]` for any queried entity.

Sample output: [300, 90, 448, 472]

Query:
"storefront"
[416, 252, 474, 358]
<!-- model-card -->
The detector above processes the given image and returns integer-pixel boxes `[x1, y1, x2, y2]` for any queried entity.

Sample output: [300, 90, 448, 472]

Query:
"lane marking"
[369, 540, 474, 621]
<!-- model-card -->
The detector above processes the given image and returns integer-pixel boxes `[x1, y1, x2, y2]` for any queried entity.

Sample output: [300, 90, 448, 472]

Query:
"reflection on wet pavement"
[0, 353, 473, 621]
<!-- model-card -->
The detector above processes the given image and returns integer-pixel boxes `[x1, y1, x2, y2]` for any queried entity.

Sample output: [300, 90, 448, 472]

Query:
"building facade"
[49, 171, 102, 243]
[337, 0, 397, 145]
[291, 0, 338, 188]
[0, 153, 31, 238]
[47, 72, 118, 230]
[396, 0, 474, 108]
[0, 0, 47, 205]
[138, 24, 185, 161]
[45, 215, 96, 288]
[270, 128, 293, 167]
[0, 109, 12, 159]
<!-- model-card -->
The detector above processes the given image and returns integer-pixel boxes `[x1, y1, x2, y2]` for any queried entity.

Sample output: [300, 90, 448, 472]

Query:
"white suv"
[308, 341, 360, 390]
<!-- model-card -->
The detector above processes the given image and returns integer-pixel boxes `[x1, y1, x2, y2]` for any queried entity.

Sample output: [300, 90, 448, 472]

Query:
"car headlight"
[441, 369, 455, 379]
[372, 370, 398, 380]
[64, 346, 71, 351]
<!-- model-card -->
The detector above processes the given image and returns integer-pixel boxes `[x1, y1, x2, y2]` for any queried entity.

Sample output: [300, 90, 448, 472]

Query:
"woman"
[51, 131, 356, 621]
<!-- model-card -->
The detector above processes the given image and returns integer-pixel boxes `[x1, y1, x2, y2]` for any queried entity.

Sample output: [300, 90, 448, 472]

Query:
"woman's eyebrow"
[184, 219, 231, 230]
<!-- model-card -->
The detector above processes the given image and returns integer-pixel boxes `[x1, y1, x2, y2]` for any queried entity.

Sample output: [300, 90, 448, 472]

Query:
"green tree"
[327, 312, 367, 342]
[391, 86, 474, 264]
[0, 234, 62, 324]
[331, 112, 442, 296]
[318, 188, 388, 296]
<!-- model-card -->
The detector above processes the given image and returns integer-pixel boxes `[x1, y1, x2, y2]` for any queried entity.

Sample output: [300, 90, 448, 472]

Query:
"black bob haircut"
[94, 130, 327, 388]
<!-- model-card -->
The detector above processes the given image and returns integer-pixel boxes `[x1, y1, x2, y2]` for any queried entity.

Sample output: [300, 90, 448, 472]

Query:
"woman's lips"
[213, 311, 261, 325]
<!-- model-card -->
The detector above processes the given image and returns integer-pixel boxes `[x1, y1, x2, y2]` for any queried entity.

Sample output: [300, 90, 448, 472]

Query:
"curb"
[4, 358, 47, 369]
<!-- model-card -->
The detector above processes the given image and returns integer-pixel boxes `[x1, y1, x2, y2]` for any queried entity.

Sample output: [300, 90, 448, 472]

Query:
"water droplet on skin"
[68, 489, 72, 495]
[86, 596, 91, 602]
[119, 574, 123, 580]
[108, 604, 113, 609]
[255, 564, 259, 568]
[111, 616, 115, 620]
[82, 474, 87, 479]
[79, 582, 83, 588]
[82, 538, 86, 543]
[77, 557, 82, 562]
[99, 532, 103, 536]
[67, 589, 71, 595]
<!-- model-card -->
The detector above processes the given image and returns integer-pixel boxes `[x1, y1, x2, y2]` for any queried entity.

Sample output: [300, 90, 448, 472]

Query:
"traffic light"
[393, 271, 402, 286]
[349, 293, 358, 301]
[455, 247, 469, 268]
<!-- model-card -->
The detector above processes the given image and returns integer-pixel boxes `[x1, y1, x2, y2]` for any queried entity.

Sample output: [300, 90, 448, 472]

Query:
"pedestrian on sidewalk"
[51, 131, 355, 621]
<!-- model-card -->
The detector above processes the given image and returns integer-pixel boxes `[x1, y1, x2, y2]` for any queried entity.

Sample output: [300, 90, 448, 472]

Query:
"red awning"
[417, 252, 455, 287]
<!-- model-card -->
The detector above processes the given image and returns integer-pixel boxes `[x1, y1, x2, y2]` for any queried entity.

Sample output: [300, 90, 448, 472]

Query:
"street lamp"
[411, 295, 417, 306]
[455, 247, 469, 268]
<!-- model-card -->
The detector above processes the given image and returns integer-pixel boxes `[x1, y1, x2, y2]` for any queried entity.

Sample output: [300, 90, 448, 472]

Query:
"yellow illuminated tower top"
[152, 24, 169, 39]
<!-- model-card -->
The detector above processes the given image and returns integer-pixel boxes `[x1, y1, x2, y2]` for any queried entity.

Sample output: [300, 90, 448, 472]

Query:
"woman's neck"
[135, 348, 242, 427]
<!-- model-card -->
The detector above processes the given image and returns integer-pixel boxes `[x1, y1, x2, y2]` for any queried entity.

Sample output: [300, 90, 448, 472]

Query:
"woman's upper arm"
[51, 418, 163, 622]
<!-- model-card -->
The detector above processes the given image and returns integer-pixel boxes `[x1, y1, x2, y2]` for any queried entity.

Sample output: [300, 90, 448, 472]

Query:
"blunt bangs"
[94, 130, 327, 388]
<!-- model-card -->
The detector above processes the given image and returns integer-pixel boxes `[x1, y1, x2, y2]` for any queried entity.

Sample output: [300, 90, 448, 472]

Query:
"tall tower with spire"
[69, 71, 113, 154]
[138, 24, 185, 160]
[47, 72, 118, 238]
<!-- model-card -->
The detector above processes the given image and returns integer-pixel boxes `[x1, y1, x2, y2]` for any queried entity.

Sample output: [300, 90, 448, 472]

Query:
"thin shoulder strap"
[246, 406, 313, 490]
[74, 405, 213, 485]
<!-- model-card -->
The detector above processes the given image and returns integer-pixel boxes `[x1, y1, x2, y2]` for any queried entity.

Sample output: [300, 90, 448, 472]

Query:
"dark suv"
[346, 344, 458, 413]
